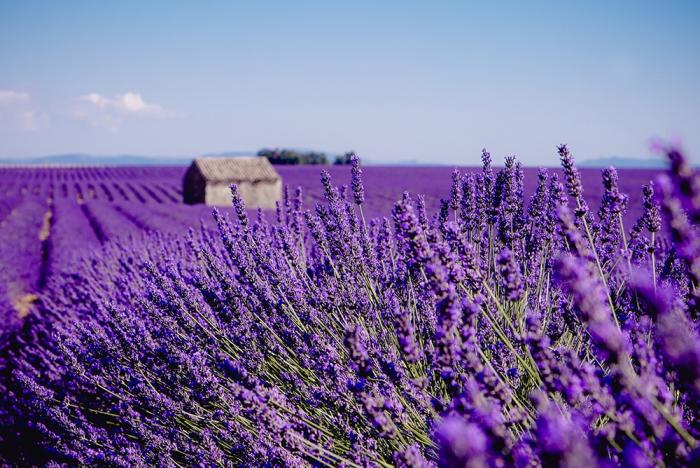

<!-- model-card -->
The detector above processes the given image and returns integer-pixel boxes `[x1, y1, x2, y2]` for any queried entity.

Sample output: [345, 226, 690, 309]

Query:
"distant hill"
[579, 156, 667, 169]
[5, 153, 671, 168]
[0, 152, 255, 166]
[365, 158, 449, 167]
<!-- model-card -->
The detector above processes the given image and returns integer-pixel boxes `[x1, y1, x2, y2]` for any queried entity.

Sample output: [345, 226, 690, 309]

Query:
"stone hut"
[183, 157, 282, 209]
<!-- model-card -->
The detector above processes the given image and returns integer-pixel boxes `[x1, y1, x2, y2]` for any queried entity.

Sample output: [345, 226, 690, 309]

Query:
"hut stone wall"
[183, 157, 282, 209]
[204, 179, 282, 209]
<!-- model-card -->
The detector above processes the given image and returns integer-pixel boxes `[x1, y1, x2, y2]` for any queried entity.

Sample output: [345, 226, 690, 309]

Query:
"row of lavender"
[1, 167, 183, 204]
[2, 164, 658, 217]
[0, 182, 219, 350]
[2, 163, 654, 306]
[1, 147, 697, 465]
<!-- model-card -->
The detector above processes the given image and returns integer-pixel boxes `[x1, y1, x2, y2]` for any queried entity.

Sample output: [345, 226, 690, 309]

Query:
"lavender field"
[0, 163, 656, 302]
[0, 148, 698, 466]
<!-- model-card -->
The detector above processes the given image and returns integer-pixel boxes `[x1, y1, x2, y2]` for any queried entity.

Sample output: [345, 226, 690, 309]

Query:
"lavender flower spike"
[350, 153, 365, 205]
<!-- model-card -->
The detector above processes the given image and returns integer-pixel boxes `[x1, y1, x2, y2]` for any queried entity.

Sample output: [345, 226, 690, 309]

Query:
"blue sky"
[0, 0, 698, 164]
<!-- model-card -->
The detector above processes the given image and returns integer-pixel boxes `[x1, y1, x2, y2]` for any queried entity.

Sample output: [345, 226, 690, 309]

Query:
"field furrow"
[46, 198, 102, 276]
[0, 197, 47, 315]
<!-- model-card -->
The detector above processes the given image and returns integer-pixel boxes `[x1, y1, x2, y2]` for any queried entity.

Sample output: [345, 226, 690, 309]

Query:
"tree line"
[257, 148, 354, 165]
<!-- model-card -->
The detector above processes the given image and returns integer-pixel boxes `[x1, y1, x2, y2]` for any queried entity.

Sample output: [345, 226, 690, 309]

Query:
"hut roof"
[193, 157, 280, 183]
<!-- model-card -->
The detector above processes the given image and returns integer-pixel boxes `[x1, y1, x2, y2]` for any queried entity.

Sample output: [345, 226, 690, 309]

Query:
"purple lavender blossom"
[555, 254, 625, 361]
[350, 153, 365, 206]
[450, 169, 461, 213]
[497, 248, 524, 301]
[642, 182, 661, 234]
[437, 417, 490, 467]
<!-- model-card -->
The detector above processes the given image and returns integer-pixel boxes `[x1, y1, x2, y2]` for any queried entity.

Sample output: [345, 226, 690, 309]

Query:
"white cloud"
[74, 91, 176, 130]
[82, 92, 110, 108]
[80, 91, 173, 117]
[120, 92, 150, 112]
[0, 89, 31, 105]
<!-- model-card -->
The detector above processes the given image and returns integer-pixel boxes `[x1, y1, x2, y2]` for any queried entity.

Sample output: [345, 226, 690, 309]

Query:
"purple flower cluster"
[0, 146, 699, 466]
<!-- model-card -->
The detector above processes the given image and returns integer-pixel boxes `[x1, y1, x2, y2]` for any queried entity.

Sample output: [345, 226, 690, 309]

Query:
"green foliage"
[257, 148, 329, 165]
[334, 152, 355, 165]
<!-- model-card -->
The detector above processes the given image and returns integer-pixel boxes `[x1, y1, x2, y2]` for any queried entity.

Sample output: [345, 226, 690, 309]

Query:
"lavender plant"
[1, 145, 699, 467]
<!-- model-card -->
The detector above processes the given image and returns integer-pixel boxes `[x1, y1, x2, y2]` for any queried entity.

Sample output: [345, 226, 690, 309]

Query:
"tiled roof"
[193, 157, 280, 183]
